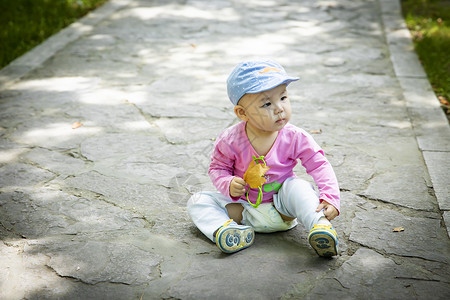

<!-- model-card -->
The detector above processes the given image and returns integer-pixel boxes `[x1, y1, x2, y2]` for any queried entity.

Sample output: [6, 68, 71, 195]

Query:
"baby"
[187, 59, 340, 257]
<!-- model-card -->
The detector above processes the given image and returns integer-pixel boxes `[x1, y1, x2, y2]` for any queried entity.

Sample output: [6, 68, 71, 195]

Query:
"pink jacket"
[208, 121, 340, 213]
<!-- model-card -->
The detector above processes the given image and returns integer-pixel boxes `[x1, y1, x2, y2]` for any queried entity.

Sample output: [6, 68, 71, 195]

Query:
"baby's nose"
[274, 103, 284, 114]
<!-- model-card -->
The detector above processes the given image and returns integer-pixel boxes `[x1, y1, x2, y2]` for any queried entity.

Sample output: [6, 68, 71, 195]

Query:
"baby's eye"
[281, 96, 288, 101]
[261, 102, 271, 108]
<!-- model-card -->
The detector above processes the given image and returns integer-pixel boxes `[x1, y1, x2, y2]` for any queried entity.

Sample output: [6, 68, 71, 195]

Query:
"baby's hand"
[230, 177, 246, 197]
[316, 200, 338, 221]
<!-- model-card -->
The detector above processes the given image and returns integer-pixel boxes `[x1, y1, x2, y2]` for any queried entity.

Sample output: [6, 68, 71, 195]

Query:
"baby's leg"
[226, 203, 244, 224]
[187, 192, 232, 242]
[273, 177, 328, 230]
[187, 192, 254, 253]
[274, 177, 338, 257]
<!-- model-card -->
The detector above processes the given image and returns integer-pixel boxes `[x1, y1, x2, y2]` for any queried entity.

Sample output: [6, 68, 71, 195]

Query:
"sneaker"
[308, 224, 339, 257]
[215, 219, 255, 254]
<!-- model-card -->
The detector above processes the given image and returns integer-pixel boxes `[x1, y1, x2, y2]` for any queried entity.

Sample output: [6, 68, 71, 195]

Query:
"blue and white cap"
[227, 59, 299, 106]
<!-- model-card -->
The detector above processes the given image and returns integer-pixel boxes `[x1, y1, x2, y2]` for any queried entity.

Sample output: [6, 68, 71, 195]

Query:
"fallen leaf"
[72, 122, 83, 129]
[393, 227, 405, 232]
[310, 129, 322, 134]
[438, 95, 449, 106]
[243, 159, 270, 188]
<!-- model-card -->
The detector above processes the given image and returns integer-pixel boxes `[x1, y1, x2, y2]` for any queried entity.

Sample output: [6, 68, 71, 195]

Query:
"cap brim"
[246, 76, 299, 95]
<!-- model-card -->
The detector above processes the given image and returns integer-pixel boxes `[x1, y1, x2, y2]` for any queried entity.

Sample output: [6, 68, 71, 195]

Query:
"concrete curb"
[379, 0, 450, 237]
[0, 0, 130, 91]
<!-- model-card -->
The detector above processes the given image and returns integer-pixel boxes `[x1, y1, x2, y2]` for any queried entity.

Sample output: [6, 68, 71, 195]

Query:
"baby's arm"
[294, 129, 340, 214]
[316, 200, 338, 221]
[208, 135, 243, 200]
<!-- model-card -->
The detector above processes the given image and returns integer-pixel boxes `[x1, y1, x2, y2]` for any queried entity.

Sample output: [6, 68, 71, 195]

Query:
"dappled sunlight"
[242, 0, 279, 7]
[18, 122, 103, 146]
[122, 120, 154, 130]
[383, 121, 412, 129]
[11, 76, 130, 106]
[167, 6, 238, 21]
[122, 88, 149, 105]
[421, 120, 450, 130]
[0, 148, 28, 164]
[1, 0, 448, 298]
[289, 24, 328, 37]
[88, 33, 116, 43]
[358, 254, 389, 270]
[0, 176, 158, 297]
[123, 5, 238, 22]
[13, 76, 98, 93]
[221, 35, 293, 57]
[69, 22, 93, 35]
[0, 239, 72, 300]
[78, 87, 128, 105]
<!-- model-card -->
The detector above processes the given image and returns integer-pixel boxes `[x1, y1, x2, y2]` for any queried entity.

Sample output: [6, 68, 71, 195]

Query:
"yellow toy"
[243, 155, 270, 208]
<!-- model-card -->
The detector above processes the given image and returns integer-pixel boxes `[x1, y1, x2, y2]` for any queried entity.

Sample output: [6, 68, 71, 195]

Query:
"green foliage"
[0, 0, 106, 69]
[402, 0, 450, 115]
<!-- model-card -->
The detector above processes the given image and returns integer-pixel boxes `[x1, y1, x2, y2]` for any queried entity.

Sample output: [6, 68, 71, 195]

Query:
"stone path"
[1, 0, 449, 299]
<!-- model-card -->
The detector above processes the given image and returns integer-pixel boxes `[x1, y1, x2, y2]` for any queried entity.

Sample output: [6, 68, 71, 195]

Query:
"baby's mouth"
[276, 113, 285, 122]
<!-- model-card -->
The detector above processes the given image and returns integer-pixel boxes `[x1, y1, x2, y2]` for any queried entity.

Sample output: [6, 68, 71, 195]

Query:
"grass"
[0, 0, 107, 69]
[401, 0, 450, 119]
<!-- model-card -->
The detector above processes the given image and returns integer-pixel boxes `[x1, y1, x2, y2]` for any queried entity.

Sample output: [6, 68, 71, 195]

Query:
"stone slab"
[45, 240, 161, 285]
[0, 163, 55, 190]
[350, 210, 449, 262]
[154, 117, 230, 144]
[423, 151, 450, 211]
[166, 233, 332, 300]
[294, 248, 450, 299]
[0, 240, 73, 300]
[0, 188, 146, 239]
[8, 115, 103, 150]
[398, 77, 450, 152]
[444, 211, 450, 238]
[23, 147, 87, 176]
[360, 165, 436, 211]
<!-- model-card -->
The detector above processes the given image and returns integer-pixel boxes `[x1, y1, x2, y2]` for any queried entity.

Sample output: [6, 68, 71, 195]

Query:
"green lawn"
[0, 0, 107, 69]
[401, 0, 450, 119]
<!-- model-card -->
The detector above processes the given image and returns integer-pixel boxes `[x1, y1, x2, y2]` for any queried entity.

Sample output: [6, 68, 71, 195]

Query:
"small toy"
[243, 155, 270, 208]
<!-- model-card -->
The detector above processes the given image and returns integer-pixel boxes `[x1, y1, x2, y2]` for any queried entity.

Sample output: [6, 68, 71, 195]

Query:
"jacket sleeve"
[208, 138, 239, 201]
[295, 130, 341, 214]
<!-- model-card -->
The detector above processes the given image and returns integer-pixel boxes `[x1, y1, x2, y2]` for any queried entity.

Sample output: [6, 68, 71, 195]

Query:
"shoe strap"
[311, 224, 338, 237]
[222, 219, 234, 227]
[214, 219, 235, 239]
[311, 224, 334, 231]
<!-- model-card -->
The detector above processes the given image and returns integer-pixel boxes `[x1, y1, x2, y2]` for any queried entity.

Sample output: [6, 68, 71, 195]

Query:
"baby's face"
[239, 84, 292, 134]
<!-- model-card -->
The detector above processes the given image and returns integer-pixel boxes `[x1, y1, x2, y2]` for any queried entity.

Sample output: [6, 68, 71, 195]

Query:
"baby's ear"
[234, 105, 248, 121]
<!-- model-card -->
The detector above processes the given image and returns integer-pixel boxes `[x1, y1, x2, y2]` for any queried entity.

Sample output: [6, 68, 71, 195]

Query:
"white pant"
[187, 177, 326, 242]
